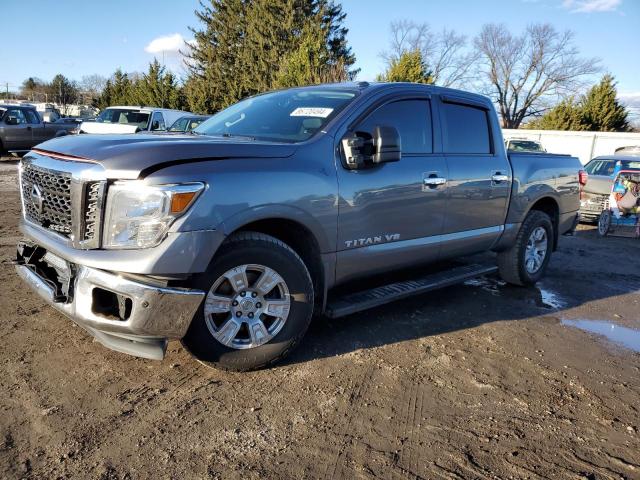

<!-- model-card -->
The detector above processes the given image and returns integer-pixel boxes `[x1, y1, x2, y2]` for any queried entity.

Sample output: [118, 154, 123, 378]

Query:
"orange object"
[170, 192, 197, 214]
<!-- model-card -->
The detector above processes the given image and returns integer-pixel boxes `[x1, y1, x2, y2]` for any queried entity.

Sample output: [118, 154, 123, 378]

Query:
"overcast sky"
[1, 0, 638, 116]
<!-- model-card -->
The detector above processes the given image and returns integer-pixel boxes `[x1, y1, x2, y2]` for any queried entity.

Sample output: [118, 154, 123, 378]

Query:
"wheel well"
[233, 219, 325, 311]
[529, 197, 559, 250]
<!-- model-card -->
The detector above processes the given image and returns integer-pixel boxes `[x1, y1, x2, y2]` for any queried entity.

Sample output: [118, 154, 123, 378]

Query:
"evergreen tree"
[526, 97, 584, 130]
[48, 74, 79, 114]
[377, 50, 433, 84]
[526, 75, 630, 132]
[274, 20, 349, 87]
[185, 0, 356, 113]
[131, 59, 184, 109]
[580, 74, 629, 132]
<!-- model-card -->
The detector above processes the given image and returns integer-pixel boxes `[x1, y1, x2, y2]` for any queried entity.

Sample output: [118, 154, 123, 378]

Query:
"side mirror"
[372, 126, 401, 164]
[151, 121, 160, 131]
[5, 116, 18, 125]
[341, 131, 372, 170]
[340, 126, 401, 170]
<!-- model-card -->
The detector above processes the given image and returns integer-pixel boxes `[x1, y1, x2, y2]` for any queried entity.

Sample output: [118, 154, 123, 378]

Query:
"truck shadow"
[282, 227, 640, 366]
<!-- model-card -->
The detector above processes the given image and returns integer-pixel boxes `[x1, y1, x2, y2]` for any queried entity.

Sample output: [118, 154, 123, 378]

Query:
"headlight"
[102, 182, 204, 249]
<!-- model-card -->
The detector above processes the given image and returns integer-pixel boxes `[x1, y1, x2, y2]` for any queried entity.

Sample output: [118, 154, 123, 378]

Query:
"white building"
[502, 129, 640, 165]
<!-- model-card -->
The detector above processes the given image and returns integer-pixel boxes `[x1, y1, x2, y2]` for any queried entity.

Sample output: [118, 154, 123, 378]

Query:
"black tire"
[597, 210, 611, 237]
[498, 210, 554, 286]
[182, 231, 314, 371]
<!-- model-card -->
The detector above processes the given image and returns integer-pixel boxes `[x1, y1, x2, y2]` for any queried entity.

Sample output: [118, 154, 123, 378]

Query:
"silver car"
[580, 155, 640, 222]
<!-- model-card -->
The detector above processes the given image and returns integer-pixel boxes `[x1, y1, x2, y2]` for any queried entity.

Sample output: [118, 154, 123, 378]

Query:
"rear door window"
[441, 102, 491, 154]
[357, 99, 432, 154]
[583, 160, 601, 175]
[25, 110, 40, 124]
[593, 160, 614, 176]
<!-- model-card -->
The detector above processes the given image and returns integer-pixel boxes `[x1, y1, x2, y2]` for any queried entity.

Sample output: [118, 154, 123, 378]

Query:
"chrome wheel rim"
[598, 211, 610, 236]
[204, 264, 291, 349]
[525, 226, 548, 274]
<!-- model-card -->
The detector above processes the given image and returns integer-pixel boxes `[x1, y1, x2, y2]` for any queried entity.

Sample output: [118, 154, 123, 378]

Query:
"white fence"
[502, 129, 640, 165]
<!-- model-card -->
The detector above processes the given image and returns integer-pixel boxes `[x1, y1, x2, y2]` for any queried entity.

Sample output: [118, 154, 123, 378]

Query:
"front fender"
[219, 204, 334, 253]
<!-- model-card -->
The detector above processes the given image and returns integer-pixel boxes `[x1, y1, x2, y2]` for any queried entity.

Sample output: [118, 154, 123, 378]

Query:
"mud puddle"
[562, 318, 640, 353]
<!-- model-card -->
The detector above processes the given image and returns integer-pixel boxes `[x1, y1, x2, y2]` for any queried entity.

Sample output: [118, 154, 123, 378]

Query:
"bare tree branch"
[380, 21, 475, 88]
[474, 23, 600, 128]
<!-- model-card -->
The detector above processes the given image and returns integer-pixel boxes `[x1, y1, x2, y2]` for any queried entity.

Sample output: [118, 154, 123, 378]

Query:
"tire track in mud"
[323, 366, 376, 479]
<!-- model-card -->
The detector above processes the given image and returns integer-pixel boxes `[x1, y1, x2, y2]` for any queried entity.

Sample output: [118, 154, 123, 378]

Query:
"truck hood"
[80, 121, 140, 134]
[33, 133, 298, 179]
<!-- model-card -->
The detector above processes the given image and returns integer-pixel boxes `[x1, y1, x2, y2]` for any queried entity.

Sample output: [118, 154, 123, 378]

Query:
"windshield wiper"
[219, 133, 257, 141]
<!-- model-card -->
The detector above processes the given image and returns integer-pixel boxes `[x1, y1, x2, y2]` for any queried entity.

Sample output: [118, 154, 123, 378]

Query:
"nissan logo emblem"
[30, 184, 44, 214]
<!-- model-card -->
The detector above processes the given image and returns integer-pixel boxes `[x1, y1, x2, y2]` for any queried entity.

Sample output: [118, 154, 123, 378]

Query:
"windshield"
[194, 88, 358, 142]
[508, 140, 544, 152]
[96, 108, 150, 128]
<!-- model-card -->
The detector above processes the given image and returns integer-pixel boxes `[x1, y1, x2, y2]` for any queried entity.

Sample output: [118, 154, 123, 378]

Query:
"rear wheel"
[597, 210, 611, 237]
[182, 231, 314, 371]
[498, 210, 554, 286]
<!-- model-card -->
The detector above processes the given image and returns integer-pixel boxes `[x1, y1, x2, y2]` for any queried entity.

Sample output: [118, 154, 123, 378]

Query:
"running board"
[325, 263, 498, 318]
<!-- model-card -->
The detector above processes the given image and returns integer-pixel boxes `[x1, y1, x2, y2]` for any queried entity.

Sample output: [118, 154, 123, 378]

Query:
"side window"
[357, 100, 432, 154]
[583, 160, 600, 175]
[5, 109, 27, 125]
[25, 110, 40, 124]
[600, 161, 616, 176]
[150, 112, 165, 131]
[441, 102, 491, 154]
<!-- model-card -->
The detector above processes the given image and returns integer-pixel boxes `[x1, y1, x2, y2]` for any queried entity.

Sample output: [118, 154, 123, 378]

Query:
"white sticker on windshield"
[290, 107, 333, 118]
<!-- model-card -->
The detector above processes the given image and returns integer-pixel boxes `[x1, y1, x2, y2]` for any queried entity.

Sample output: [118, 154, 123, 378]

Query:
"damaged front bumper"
[15, 242, 205, 360]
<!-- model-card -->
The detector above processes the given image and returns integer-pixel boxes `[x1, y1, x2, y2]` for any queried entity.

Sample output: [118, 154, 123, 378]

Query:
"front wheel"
[498, 210, 554, 286]
[182, 232, 314, 371]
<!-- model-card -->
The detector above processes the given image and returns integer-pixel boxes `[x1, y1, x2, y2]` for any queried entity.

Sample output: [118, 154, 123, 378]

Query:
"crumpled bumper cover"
[15, 246, 205, 360]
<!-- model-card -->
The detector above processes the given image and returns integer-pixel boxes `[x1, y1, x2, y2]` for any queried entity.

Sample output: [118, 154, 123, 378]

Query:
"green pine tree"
[131, 59, 184, 109]
[526, 97, 584, 130]
[526, 75, 630, 132]
[185, 0, 356, 114]
[274, 19, 349, 87]
[377, 50, 433, 84]
[579, 74, 629, 132]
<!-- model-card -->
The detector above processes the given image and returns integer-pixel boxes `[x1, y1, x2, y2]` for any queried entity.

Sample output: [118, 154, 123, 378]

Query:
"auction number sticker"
[290, 107, 334, 118]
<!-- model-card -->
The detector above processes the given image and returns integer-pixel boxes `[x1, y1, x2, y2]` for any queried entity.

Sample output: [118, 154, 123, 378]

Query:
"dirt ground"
[1, 157, 639, 479]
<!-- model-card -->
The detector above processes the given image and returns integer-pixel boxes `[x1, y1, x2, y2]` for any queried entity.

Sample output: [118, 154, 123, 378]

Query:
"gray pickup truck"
[0, 104, 75, 154]
[14, 82, 582, 371]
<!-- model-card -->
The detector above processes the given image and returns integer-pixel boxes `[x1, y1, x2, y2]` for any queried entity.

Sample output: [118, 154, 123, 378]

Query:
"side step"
[325, 263, 498, 318]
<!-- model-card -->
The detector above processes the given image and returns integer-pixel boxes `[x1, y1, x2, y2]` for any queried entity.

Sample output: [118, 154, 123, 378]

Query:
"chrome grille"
[20, 159, 105, 247]
[21, 163, 73, 236]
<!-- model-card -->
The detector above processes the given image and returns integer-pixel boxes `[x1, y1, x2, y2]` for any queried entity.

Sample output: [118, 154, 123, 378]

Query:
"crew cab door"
[335, 97, 448, 283]
[2, 108, 32, 150]
[24, 109, 48, 146]
[437, 96, 511, 257]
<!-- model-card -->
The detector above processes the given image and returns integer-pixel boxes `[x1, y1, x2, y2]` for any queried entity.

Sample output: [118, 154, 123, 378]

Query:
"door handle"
[423, 177, 447, 187]
[491, 174, 509, 183]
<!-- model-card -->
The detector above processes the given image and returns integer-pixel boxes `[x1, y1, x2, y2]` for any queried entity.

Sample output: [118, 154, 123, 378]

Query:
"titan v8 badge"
[344, 233, 400, 248]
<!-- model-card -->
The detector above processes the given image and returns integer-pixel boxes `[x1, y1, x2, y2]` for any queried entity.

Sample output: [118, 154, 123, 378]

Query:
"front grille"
[20, 161, 104, 246]
[21, 163, 73, 236]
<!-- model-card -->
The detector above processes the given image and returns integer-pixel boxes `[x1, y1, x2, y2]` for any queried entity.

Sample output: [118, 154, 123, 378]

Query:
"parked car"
[580, 155, 640, 222]
[14, 82, 582, 371]
[505, 138, 546, 153]
[167, 115, 211, 133]
[0, 104, 76, 154]
[79, 106, 191, 134]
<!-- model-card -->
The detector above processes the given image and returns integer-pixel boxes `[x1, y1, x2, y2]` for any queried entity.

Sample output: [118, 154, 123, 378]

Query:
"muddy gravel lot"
[1, 157, 639, 479]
